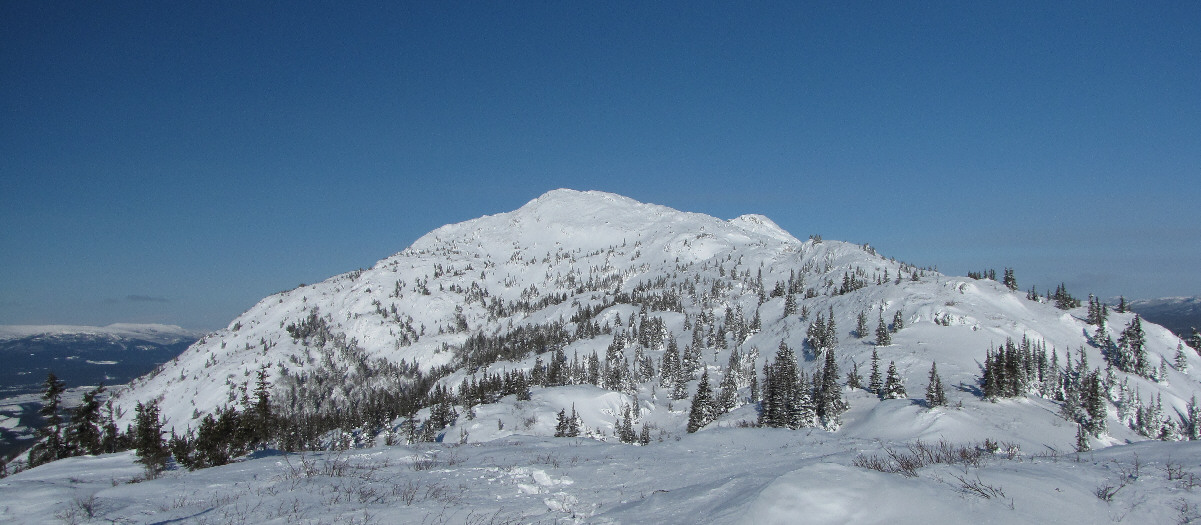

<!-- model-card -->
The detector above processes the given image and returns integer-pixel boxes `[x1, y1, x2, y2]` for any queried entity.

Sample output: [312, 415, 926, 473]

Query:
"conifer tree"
[250, 365, 273, 449]
[876, 314, 891, 346]
[1002, 268, 1018, 291]
[671, 367, 689, 401]
[783, 293, 798, 318]
[925, 363, 946, 407]
[891, 310, 904, 332]
[617, 404, 636, 443]
[868, 349, 883, 395]
[1116, 315, 1148, 376]
[65, 384, 105, 456]
[1176, 344, 1189, 373]
[760, 341, 802, 428]
[1187, 395, 1200, 441]
[1075, 423, 1090, 452]
[133, 400, 170, 477]
[687, 370, 714, 433]
[716, 368, 739, 414]
[882, 361, 906, 400]
[846, 362, 863, 390]
[816, 347, 844, 427]
[855, 310, 868, 339]
[661, 338, 680, 388]
[567, 405, 580, 437]
[554, 408, 570, 437]
[28, 372, 68, 467]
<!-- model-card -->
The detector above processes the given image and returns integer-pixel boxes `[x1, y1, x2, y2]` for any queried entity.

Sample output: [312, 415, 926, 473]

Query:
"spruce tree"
[1075, 422, 1090, 452]
[554, 409, 569, 437]
[891, 310, 904, 332]
[1176, 344, 1189, 373]
[661, 338, 680, 388]
[716, 368, 739, 414]
[65, 384, 105, 456]
[855, 310, 868, 339]
[28, 372, 68, 467]
[567, 405, 581, 437]
[876, 314, 891, 346]
[687, 370, 714, 433]
[868, 349, 883, 395]
[1117, 315, 1148, 375]
[925, 363, 946, 407]
[1002, 268, 1018, 291]
[617, 404, 636, 443]
[250, 365, 273, 449]
[846, 362, 863, 390]
[133, 400, 170, 477]
[882, 361, 906, 400]
[816, 347, 844, 427]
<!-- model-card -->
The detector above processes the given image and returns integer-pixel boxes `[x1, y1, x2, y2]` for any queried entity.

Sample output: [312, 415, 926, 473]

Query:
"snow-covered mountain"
[1130, 297, 1201, 340]
[106, 189, 1200, 452]
[0, 324, 199, 396]
[7, 189, 1201, 523]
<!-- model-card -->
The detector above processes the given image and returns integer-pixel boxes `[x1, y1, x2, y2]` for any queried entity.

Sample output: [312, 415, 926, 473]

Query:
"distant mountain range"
[0, 324, 199, 460]
[0, 324, 200, 396]
[1128, 297, 1201, 339]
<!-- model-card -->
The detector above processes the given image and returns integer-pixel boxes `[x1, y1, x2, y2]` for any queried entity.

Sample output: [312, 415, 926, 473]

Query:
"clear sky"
[2, 2, 1198, 330]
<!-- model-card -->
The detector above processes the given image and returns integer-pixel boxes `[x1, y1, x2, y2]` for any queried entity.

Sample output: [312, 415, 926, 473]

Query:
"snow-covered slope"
[3, 432, 1199, 524]
[109, 189, 1201, 453]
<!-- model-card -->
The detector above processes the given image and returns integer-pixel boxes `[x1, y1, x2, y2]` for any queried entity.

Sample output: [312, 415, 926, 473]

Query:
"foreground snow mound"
[3, 432, 1199, 524]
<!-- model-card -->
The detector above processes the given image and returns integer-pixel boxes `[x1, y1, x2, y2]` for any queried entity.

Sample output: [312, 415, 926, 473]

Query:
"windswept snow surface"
[2, 431, 1199, 524]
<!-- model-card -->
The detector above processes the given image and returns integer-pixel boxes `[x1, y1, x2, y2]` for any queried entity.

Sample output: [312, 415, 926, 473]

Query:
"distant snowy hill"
[1130, 297, 1201, 339]
[108, 189, 1200, 451]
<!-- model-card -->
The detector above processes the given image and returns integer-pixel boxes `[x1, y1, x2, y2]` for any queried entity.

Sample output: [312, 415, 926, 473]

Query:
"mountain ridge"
[106, 189, 1199, 453]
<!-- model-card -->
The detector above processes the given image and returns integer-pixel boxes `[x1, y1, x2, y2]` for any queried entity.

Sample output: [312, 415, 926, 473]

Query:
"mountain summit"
[111, 190, 1198, 452]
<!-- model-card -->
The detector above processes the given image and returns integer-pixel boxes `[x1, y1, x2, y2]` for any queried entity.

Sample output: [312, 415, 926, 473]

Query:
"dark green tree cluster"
[553, 405, 580, 437]
[133, 400, 170, 477]
[757, 341, 843, 429]
[1002, 268, 1018, 291]
[1085, 295, 1109, 326]
[981, 337, 1057, 399]
[22, 374, 126, 473]
[1051, 283, 1081, 310]
[1108, 315, 1152, 378]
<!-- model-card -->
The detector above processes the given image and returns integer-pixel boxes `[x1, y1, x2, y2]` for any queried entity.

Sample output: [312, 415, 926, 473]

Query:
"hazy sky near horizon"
[2, 2, 1198, 330]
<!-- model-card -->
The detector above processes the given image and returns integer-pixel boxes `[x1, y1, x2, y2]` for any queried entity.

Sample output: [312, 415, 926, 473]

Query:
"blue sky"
[2, 2, 1198, 330]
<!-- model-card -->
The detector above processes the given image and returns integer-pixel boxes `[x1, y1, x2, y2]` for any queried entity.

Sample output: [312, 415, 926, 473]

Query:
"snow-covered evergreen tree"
[875, 314, 891, 346]
[882, 361, 906, 400]
[868, 349, 883, 396]
[925, 362, 946, 407]
[687, 370, 714, 433]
